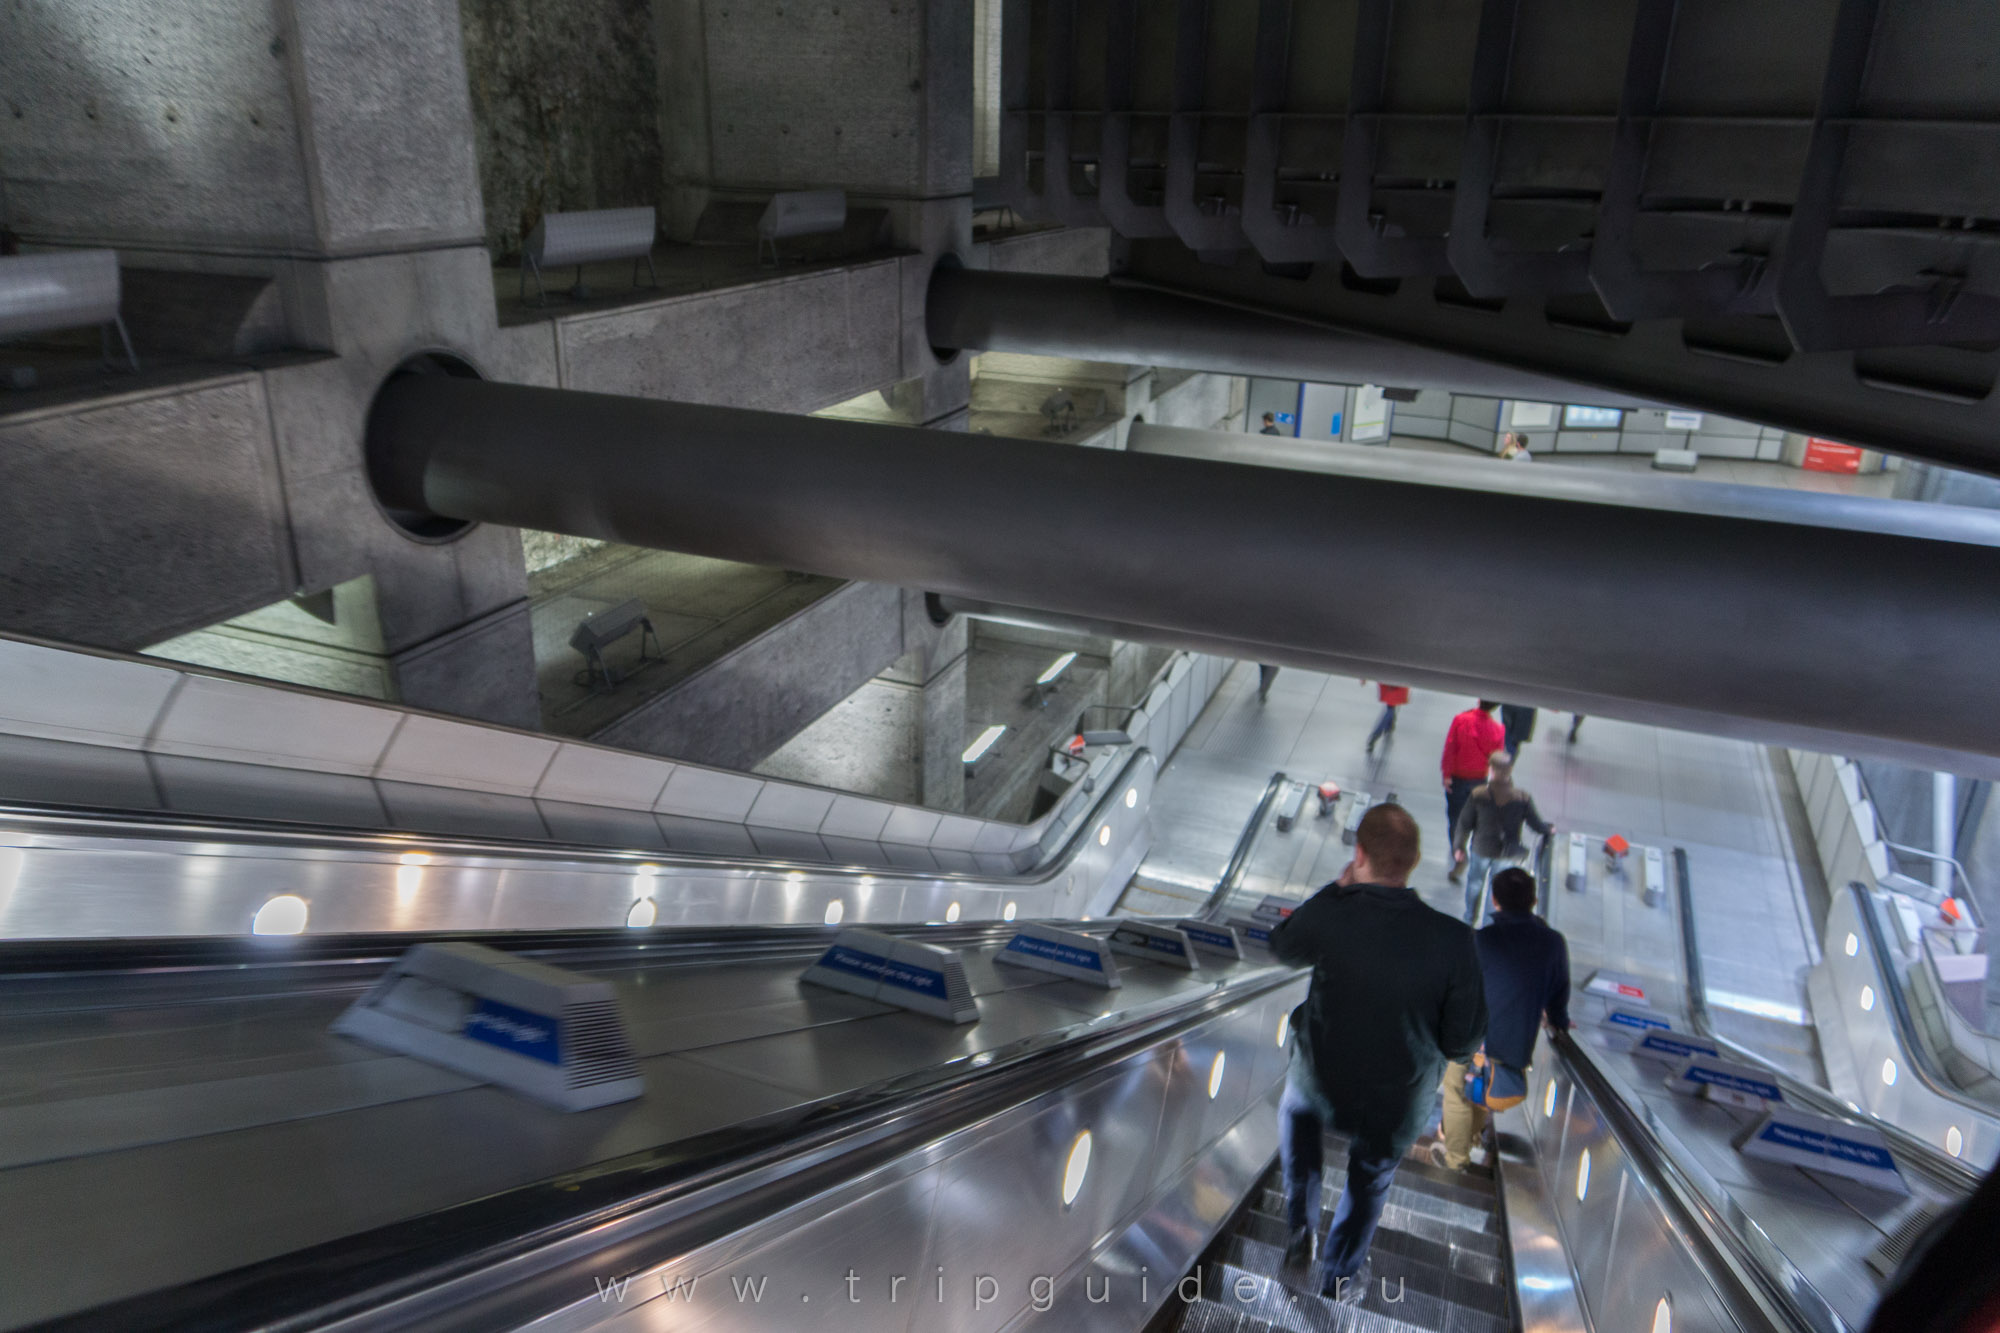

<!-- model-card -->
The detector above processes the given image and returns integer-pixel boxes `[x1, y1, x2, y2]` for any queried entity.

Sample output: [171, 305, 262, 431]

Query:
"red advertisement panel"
[1802, 438, 1863, 473]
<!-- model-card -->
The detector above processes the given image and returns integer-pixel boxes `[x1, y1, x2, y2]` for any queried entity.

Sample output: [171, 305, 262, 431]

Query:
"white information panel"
[1738, 1106, 1908, 1194]
[994, 923, 1121, 988]
[1109, 920, 1200, 970]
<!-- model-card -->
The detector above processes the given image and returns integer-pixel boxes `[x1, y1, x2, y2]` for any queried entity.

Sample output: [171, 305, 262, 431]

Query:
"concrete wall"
[459, 0, 664, 262]
[592, 580, 907, 770]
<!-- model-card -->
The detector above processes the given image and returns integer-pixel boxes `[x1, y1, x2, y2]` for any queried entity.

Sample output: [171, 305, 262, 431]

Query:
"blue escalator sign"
[818, 945, 948, 999]
[1183, 925, 1237, 952]
[1607, 1009, 1673, 1033]
[1112, 926, 1188, 958]
[1002, 934, 1106, 971]
[1639, 1033, 1719, 1061]
[1682, 1064, 1782, 1102]
[463, 998, 562, 1065]
[1755, 1120, 1895, 1171]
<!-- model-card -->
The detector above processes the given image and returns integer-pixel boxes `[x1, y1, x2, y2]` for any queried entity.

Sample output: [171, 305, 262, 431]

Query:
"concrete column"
[919, 620, 970, 812]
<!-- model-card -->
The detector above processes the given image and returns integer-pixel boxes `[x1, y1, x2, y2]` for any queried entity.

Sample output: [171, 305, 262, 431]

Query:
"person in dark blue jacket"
[1435, 866, 1571, 1170]
[1269, 803, 1487, 1302]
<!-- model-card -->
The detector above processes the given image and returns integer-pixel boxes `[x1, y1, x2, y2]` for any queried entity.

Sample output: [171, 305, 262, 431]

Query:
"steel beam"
[370, 373, 2000, 775]
[926, 266, 1661, 406]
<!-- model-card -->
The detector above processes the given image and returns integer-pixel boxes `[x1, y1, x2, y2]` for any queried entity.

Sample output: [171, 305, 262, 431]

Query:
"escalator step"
[1227, 1231, 1509, 1322]
[1175, 1298, 1277, 1332]
[1207, 1259, 1504, 1333]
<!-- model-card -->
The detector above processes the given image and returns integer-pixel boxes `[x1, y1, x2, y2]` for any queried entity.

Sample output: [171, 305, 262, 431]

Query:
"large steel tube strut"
[369, 373, 2000, 776]
[925, 266, 1660, 407]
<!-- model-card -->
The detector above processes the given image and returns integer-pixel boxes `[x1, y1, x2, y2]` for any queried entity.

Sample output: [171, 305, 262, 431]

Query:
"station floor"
[1128, 660, 1829, 1083]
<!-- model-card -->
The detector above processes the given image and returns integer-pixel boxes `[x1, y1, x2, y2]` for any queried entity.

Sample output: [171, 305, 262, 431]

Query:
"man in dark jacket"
[1269, 802, 1488, 1301]
[1436, 867, 1571, 1170]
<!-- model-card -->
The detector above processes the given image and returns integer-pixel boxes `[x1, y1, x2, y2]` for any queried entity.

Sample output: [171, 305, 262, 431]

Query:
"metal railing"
[41, 927, 1304, 1331]
[1198, 769, 1290, 920]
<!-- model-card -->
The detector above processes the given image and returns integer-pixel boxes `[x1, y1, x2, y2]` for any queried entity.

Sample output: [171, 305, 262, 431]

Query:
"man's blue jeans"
[1461, 853, 1496, 923]
[1279, 1060, 1402, 1291]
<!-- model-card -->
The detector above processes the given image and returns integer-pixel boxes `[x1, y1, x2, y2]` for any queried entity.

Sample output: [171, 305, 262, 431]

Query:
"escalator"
[1, 681, 1991, 1331]
[1170, 1138, 1509, 1333]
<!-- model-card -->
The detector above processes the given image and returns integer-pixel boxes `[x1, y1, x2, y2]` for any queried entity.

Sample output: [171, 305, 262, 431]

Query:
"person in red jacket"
[1441, 700, 1504, 882]
[1364, 681, 1410, 757]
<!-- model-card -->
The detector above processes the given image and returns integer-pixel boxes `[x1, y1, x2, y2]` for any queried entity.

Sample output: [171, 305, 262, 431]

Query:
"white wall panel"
[150, 676, 400, 776]
[374, 714, 558, 796]
[746, 783, 837, 832]
[655, 766, 763, 821]
[535, 743, 676, 808]
[0, 640, 181, 749]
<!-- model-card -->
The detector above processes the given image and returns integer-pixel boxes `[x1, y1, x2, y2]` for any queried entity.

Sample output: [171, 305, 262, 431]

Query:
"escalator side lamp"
[331, 941, 643, 1112]
[994, 923, 1121, 987]
[1177, 919, 1244, 960]
[1666, 1057, 1784, 1104]
[1632, 1032, 1722, 1066]
[1737, 1106, 1908, 1194]
[1583, 970, 1650, 1004]
[1109, 920, 1200, 970]
[802, 929, 979, 1022]
[1566, 832, 1590, 892]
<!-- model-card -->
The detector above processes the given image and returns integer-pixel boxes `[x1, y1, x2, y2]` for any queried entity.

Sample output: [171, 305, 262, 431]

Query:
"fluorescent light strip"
[1036, 652, 1077, 686]
[1705, 988, 1809, 1025]
[962, 724, 1007, 764]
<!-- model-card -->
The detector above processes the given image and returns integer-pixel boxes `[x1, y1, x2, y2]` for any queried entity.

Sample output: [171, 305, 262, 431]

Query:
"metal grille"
[1867, 1203, 1948, 1279]
[561, 1000, 640, 1088]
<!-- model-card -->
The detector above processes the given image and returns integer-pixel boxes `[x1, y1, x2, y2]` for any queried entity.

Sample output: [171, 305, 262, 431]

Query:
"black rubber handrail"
[1551, 1028, 1847, 1333]
[1199, 768, 1289, 919]
[1678, 850, 1979, 1191]
[32, 948, 1304, 1332]
[1845, 878, 2000, 1134]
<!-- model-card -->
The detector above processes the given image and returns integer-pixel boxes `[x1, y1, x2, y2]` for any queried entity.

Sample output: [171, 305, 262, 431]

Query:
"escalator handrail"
[1550, 1028, 1850, 1333]
[1198, 768, 1288, 919]
[1675, 849, 1980, 1190]
[1533, 844, 1841, 1331]
[1845, 878, 2000, 1148]
[0, 743, 1158, 894]
[39, 949, 1306, 1332]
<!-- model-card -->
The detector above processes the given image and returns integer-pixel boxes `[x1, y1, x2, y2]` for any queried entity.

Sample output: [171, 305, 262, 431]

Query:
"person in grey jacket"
[1450, 753, 1553, 924]
[1269, 802, 1487, 1302]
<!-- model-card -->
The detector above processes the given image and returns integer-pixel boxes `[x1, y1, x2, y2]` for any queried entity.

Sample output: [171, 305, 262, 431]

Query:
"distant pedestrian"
[1499, 704, 1537, 758]
[1567, 714, 1585, 744]
[1270, 803, 1487, 1303]
[1451, 753, 1553, 924]
[1261, 411, 1283, 435]
[1441, 700, 1504, 878]
[1498, 431, 1532, 461]
[1257, 663, 1280, 702]
[1435, 867, 1570, 1171]
[1365, 681, 1409, 756]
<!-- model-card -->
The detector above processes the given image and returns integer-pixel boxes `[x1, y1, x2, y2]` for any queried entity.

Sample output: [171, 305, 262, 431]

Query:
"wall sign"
[1664, 410, 1704, 431]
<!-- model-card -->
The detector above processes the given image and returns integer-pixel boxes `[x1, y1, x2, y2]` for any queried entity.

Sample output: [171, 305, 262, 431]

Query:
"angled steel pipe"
[925, 266, 1661, 407]
[368, 372, 2000, 777]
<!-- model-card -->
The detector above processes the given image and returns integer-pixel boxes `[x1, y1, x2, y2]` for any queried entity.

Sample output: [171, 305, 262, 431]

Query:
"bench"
[757, 189, 847, 266]
[519, 207, 658, 306]
[0, 249, 138, 370]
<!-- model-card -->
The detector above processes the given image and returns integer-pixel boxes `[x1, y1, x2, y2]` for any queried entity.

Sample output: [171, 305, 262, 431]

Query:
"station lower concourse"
[8, 4, 2000, 1332]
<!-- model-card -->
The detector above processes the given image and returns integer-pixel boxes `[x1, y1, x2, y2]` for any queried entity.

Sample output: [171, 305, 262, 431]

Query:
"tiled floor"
[1132, 659, 1827, 1081]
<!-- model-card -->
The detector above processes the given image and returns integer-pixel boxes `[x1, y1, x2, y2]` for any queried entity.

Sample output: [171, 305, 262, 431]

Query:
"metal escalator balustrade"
[4, 919, 1310, 1332]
